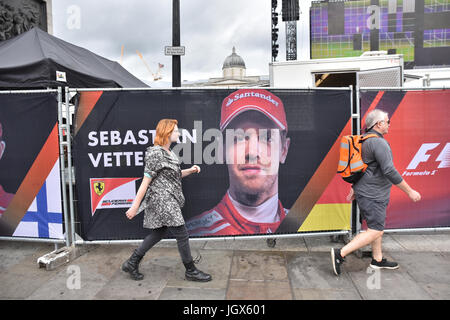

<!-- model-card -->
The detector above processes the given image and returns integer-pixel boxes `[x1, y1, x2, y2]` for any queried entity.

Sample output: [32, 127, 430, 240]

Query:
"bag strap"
[359, 133, 379, 166]
[360, 133, 379, 141]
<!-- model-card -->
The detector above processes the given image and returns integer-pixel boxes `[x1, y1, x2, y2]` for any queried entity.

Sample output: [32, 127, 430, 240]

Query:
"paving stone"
[389, 234, 442, 252]
[159, 287, 226, 300]
[348, 266, 433, 300]
[25, 263, 108, 300]
[94, 267, 168, 300]
[154, 239, 208, 250]
[377, 234, 406, 252]
[26, 245, 131, 300]
[304, 236, 338, 252]
[286, 252, 359, 292]
[292, 288, 362, 300]
[0, 241, 53, 272]
[230, 251, 288, 282]
[1, 234, 450, 301]
[420, 282, 450, 300]
[204, 237, 308, 252]
[203, 238, 278, 251]
[265, 237, 308, 251]
[165, 249, 233, 290]
[226, 280, 292, 300]
[390, 252, 450, 284]
[423, 234, 450, 252]
[0, 244, 57, 299]
[389, 251, 450, 299]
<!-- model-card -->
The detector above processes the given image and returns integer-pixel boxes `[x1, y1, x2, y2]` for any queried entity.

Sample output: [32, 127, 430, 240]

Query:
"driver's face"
[224, 112, 289, 198]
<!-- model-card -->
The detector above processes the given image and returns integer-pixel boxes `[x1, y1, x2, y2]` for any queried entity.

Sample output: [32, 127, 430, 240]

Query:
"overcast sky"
[52, 0, 311, 87]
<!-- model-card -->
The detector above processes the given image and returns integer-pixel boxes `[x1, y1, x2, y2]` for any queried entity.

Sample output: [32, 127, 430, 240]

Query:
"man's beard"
[240, 192, 260, 206]
[232, 175, 278, 206]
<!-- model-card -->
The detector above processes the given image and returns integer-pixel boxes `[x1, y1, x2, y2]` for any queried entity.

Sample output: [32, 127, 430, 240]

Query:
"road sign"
[165, 46, 185, 56]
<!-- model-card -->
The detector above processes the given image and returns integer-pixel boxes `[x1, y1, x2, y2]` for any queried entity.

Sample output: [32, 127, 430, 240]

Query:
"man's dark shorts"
[355, 195, 389, 231]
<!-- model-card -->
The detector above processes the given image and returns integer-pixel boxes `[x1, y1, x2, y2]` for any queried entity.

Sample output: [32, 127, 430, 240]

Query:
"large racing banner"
[360, 89, 450, 229]
[73, 89, 351, 240]
[0, 92, 63, 239]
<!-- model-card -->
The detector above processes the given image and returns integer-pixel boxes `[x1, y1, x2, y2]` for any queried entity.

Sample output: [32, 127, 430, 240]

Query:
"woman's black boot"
[184, 261, 212, 282]
[122, 250, 144, 281]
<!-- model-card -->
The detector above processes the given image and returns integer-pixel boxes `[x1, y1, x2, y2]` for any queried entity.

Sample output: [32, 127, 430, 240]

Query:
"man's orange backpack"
[337, 133, 378, 184]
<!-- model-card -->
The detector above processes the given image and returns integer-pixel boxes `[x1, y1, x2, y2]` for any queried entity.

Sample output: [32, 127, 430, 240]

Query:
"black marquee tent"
[0, 27, 149, 89]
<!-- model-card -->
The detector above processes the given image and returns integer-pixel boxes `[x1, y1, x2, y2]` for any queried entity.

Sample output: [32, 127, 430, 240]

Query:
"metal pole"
[64, 87, 76, 246]
[360, 86, 448, 91]
[348, 85, 354, 238]
[349, 85, 354, 133]
[384, 227, 450, 234]
[271, 2, 274, 63]
[356, 87, 361, 135]
[0, 236, 65, 244]
[172, 0, 181, 87]
[0, 89, 58, 94]
[355, 85, 361, 236]
[74, 230, 350, 245]
[57, 87, 71, 247]
[69, 86, 353, 93]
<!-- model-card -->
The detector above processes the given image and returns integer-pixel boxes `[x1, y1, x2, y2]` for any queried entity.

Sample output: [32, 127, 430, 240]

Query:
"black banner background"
[0, 93, 57, 196]
[73, 89, 350, 240]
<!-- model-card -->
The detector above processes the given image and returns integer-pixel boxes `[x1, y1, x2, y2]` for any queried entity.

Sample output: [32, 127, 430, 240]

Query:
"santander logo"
[225, 92, 279, 107]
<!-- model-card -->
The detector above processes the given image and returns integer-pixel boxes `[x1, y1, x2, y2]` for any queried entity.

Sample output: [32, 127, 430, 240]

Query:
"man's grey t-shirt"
[353, 130, 403, 201]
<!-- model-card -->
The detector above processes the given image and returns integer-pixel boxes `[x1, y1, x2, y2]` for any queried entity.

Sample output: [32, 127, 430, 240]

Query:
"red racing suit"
[186, 193, 287, 237]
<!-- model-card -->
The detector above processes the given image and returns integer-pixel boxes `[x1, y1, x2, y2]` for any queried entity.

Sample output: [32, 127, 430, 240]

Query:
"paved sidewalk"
[0, 233, 449, 300]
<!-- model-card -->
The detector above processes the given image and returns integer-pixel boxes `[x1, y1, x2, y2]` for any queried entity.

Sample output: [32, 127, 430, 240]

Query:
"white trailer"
[403, 68, 450, 88]
[270, 52, 404, 88]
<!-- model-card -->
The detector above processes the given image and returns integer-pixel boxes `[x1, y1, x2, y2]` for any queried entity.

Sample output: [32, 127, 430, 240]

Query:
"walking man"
[331, 109, 421, 275]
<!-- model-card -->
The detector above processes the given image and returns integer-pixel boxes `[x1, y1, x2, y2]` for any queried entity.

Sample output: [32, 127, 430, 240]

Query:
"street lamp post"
[172, 0, 181, 87]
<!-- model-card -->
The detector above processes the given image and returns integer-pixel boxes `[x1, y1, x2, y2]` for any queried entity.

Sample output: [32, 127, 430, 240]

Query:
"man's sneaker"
[370, 258, 399, 270]
[331, 248, 345, 276]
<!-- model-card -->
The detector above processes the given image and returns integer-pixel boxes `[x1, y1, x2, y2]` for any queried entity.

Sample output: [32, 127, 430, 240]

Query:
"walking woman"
[122, 119, 212, 282]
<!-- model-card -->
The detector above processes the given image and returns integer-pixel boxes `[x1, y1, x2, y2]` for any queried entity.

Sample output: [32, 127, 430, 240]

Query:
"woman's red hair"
[154, 119, 178, 146]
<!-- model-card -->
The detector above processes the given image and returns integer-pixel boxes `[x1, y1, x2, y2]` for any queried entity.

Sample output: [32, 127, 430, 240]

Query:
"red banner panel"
[361, 89, 450, 229]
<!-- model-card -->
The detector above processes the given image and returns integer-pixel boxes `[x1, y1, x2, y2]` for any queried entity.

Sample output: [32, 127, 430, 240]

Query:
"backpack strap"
[359, 133, 379, 166]
[360, 133, 379, 141]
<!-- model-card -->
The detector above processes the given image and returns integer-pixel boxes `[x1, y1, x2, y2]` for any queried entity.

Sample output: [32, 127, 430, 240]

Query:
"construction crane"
[120, 45, 124, 65]
[136, 50, 163, 81]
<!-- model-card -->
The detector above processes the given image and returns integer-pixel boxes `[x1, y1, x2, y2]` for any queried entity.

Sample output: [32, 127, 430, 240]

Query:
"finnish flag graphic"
[13, 161, 64, 239]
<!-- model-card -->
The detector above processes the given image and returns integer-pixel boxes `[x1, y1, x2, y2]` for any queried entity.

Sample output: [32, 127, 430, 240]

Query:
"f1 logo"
[407, 143, 450, 170]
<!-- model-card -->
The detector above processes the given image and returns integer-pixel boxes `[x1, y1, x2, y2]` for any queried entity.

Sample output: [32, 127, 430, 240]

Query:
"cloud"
[52, 0, 310, 85]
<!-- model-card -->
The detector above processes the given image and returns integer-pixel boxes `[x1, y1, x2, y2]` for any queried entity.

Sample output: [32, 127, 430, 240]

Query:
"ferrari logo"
[93, 181, 105, 196]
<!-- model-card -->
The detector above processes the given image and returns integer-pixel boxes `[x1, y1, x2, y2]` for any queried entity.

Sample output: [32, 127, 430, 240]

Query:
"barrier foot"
[37, 245, 90, 271]
[330, 234, 350, 245]
[266, 238, 277, 248]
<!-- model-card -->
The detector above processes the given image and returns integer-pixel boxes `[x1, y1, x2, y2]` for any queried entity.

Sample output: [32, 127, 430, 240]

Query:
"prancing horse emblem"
[94, 181, 105, 196]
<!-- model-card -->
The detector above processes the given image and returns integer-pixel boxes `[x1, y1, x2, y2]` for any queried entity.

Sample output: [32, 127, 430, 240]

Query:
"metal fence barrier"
[0, 88, 67, 247]
[355, 86, 450, 235]
[1, 86, 448, 248]
[68, 86, 354, 245]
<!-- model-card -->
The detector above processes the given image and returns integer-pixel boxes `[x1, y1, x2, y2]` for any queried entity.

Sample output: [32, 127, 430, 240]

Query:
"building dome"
[222, 47, 246, 70]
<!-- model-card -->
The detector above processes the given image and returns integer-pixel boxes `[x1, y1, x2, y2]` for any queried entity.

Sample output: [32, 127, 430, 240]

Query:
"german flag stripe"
[276, 119, 352, 233]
